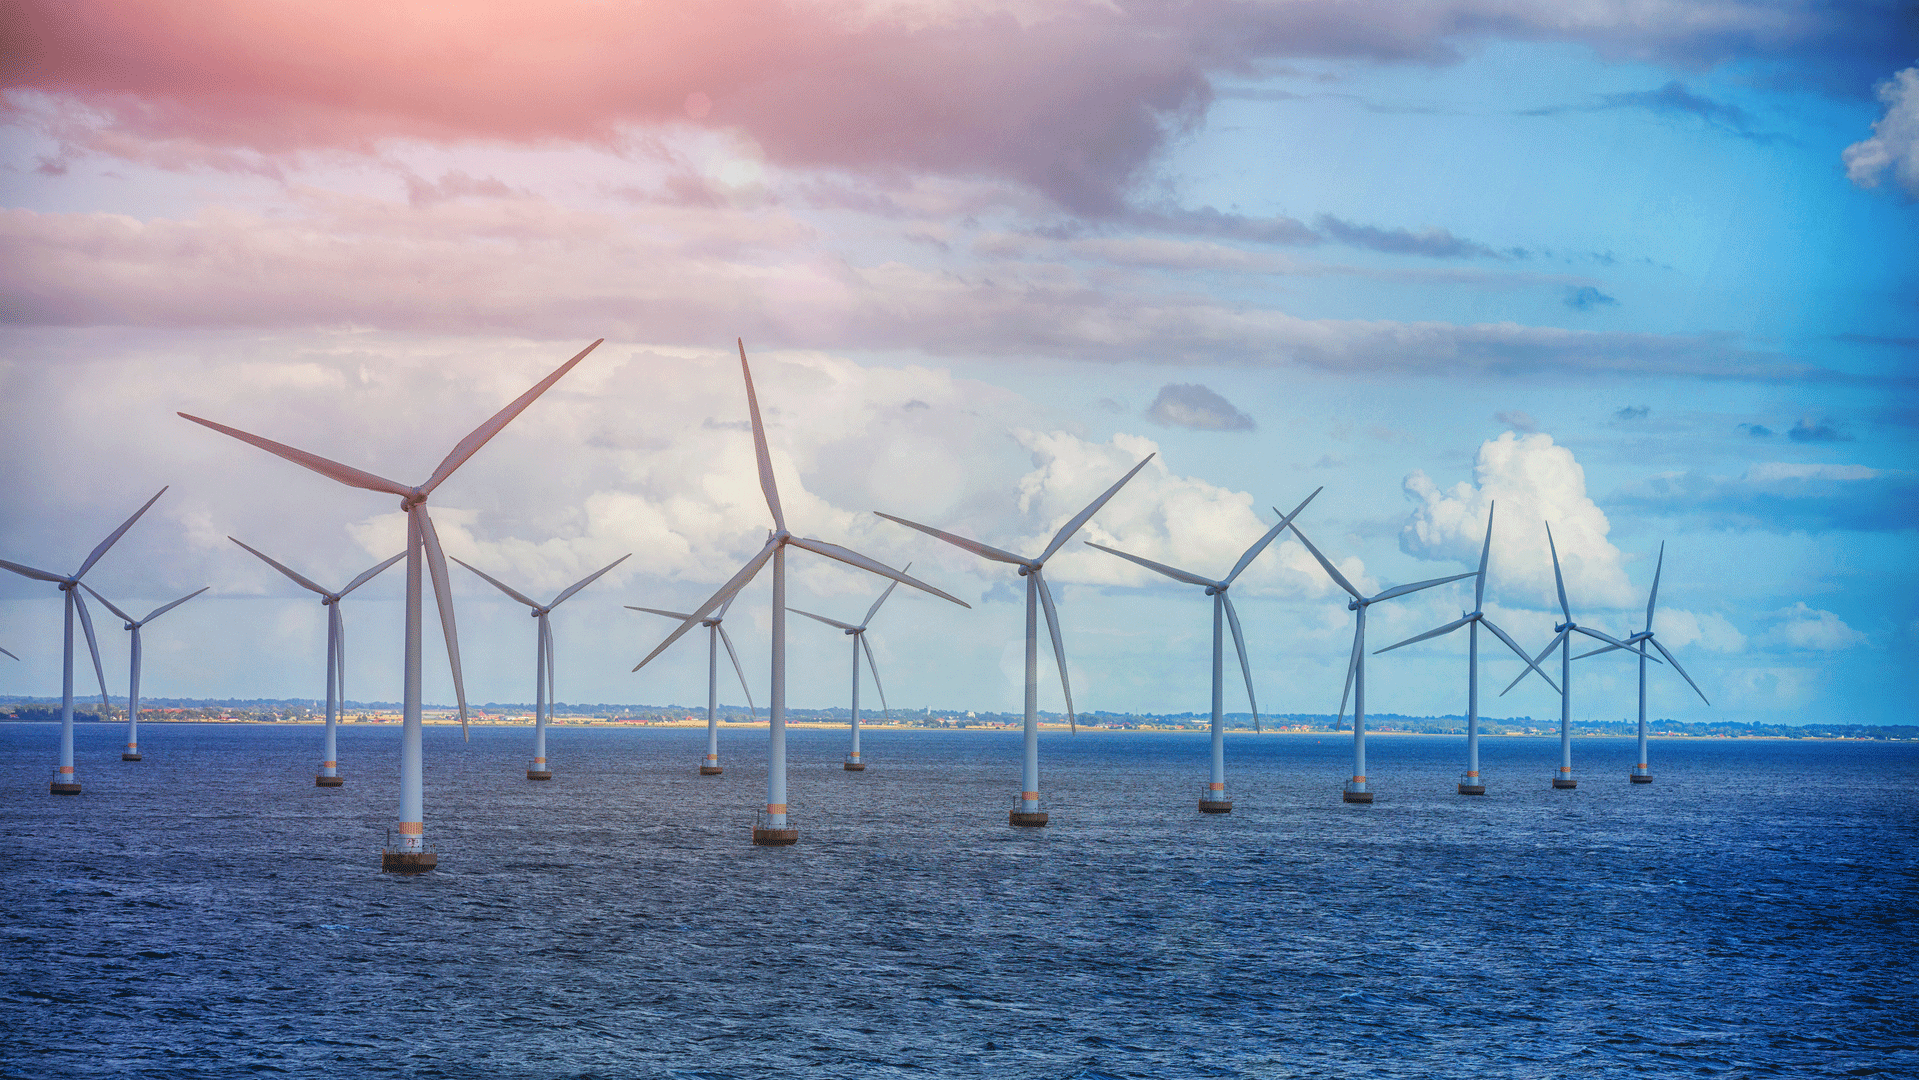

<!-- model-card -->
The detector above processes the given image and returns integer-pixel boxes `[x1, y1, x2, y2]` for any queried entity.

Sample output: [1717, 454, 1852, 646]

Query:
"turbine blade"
[140, 586, 209, 625]
[1371, 571, 1477, 604]
[873, 511, 1026, 566]
[338, 552, 407, 599]
[1480, 617, 1559, 695]
[861, 634, 890, 718]
[1649, 637, 1710, 705]
[1545, 522, 1571, 622]
[0, 646, 17, 661]
[450, 556, 541, 609]
[72, 589, 112, 711]
[1083, 541, 1214, 588]
[1499, 628, 1568, 697]
[1222, 592, 1259, 733]
[1476, 502, 1494, 610]
[1228, 486, 1321, 585]
[788, 607, 861, 632]
[1038, 454, 1156, 564]
[77, 487, 167, 580]
[1573, 625, 1660, 659]
[718, 591, 738, 619]
[737, 340, 785, 532]
[717, 624, 756, 717]
[1375, 614, 1473, 655]
[0, 558, 65, 583]
[79, 583, 137, 625]
[228, 537, 331, 597]
[1286, 523, 1363, 600]
[860, 564, 908, 628]
[633, 539, 777, 671]
[550, 554, 630, 609]
[786, 536, 970, 608]
[1571, 643, 1624, 661]
[626, 605, 697, 621]
[1646, 542, 1664, 634]
[421, 340, 602, 495]
[181, 414, 411, 497]
[414, 506, 469, 738]
[1034, 570, 1075, 733]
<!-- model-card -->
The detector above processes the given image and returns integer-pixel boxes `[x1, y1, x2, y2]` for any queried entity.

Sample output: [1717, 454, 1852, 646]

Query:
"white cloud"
[1651, 608, 1746, 653]
[1763, 602, 1867, 652]
[1400, 431, 1633, 610]
[1843, 67, 1918, 198]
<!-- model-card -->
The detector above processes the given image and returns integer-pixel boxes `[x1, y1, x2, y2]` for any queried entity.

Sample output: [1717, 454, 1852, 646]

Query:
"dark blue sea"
[1, 721, 1914, 1079]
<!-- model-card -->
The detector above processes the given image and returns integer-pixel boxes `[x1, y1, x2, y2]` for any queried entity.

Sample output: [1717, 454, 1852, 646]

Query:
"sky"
[1, 0, 1914, 728]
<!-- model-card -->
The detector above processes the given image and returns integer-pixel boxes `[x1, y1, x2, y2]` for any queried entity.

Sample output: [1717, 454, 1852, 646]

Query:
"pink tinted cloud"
[6, 1, 1910, 212]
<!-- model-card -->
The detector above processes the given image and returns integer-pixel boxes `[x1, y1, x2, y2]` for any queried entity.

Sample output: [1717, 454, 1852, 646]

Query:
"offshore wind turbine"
[788, 563, 911, 771]
[81, 585, 209, 762]
[629, 594, 756, 774]
[877, 455, 1155, 826]
[181, 339, 602, 870]
[1288, 520, 1477, 804]
[1498, 522, 1651, 791]
[1573, 543, 1709, 784]
[1373, 504, 1559, 795]
[230, 540, 404, 786]
[632, 341, 967, 846]
[1085, 490, 1320, 813]
[455, 553, 631, 781]
[1, 487, 166, 795]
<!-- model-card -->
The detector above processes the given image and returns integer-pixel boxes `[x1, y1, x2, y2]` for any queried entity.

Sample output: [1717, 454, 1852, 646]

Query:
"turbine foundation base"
[1009, 810, 1049, 827]
[1630, 773, 1653, 784]
[699, 766, 724, 775]
[1457, 783, 1486, 795]
[1198, 799, 1233, 813]
[526, 770, 553, 781]
[1341, 790, 1373, 804]
[381, 851, 437, 873]
[843, 762, 865, 771]
[315, 776, 343, 788]
[49, 782, 81, 796]
[1552, 778, 1578, 790]
[121, 753, 142, 761]
[752, 827, 799, 846]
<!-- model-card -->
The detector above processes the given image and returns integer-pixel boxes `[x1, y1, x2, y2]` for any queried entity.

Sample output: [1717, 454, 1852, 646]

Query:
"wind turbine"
[81, 585, 209, 762]
[628, 594, 756, 774]
[631, 341, 968, 846]
[1498, 522, 1651, 790]
[454, 553, 631, 781]
[877, 455, 1155, 826]
[1287, 520, 1477, 804]
[229, 540, 404, 786]
[1372, 503, 1559, 795]
[1, 487, 166, 795]
[1, 647, 15, 661]
[1085, 490, 1320, 813]
[788, 563, 912, 772]
[180, 339, 602, 870]
[1573, 543, 1709, 784]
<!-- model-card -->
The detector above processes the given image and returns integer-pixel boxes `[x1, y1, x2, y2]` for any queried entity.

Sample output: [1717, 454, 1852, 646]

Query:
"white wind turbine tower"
[81, 585, 209, 762]
[1498, 522, 1651, 791]
[180, 339, 602, 871]
[229, 540, 404, 786]
[628, 594, 756, 775]
[1, 487, 166, 795]
[454, 553, 631, 781]
[632, 341, 968, 846]
[877, 455, 1155, 827]
[1085, 490, 1321, 814]
[1372, 503, 1559, 795]
[788, 563, 912, 772]
[1573, 542, 1709, 784]
[1287, 519, 1477, 804]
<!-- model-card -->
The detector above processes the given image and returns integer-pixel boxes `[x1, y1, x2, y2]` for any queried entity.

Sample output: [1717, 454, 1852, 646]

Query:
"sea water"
[1, 721, 1913, 1078]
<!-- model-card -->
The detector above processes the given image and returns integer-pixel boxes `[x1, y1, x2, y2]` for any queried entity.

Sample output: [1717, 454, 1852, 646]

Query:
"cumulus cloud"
[1651, 608, 1746, 653]
[1400, 431, 1635, 609]
[1608, 462, 1917, 532]
[1844, 68, 1918, 198]
[1762, 601, 1868, 651]
[1144, 383, 1255, 431]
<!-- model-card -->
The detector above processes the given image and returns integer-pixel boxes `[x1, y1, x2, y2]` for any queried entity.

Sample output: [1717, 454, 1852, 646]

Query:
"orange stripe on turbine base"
[396, 821, 423, 835]
[767, 803, 787, 814]
[533, 758, 546, 764]
[1208, 783, 1225, 791]
[322, 761, 337, 768]
[1020, 791, 1039, 801]
[58, 766, 73, 775]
